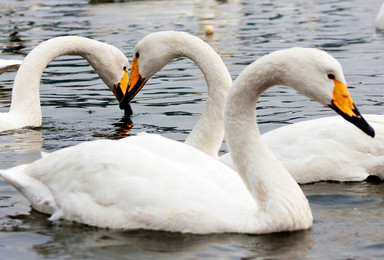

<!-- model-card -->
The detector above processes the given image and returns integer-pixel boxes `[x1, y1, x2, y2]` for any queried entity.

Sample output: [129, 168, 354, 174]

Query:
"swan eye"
[328, 74, 335, 80]
[135, 52, 140, 59]
[123, 66, 127, 71]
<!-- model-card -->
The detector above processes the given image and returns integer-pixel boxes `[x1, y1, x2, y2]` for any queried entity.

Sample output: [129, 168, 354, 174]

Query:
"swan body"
[376, 3, 384, 30]
[0, 36, 129, 132]
[220, 114, 384, 183]
[119, 31, 232, 157]
[1, 134, 260, 233]
[0, 59, 22, 74]
[1, 46, 374, 234]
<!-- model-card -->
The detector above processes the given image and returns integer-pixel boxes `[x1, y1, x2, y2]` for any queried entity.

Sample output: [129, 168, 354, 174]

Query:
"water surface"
[1, 0, 384, 259]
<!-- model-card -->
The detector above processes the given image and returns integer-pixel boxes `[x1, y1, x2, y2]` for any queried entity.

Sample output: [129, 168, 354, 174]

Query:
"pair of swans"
[0, 36, 130, 132]
[0, 32, 375, 234]
[122, 31, 383, 183]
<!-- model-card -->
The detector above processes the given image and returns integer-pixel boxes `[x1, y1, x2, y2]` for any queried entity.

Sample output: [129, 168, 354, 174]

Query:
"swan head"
[83, 41, 131, 114]
[84, 42, 129, 94]
[247, 47, 375, 137]
[118, 31, 191, 110]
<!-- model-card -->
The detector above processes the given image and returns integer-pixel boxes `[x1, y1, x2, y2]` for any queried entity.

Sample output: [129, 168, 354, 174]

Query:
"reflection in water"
[0, 129, 43, 169]
[6, 210, 314, 259]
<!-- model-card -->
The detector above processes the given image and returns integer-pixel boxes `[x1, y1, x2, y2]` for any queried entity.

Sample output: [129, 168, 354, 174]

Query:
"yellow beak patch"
[331, 79, 360, 118]
[113, 69, 129, 102]
[127, 56, 140, 93]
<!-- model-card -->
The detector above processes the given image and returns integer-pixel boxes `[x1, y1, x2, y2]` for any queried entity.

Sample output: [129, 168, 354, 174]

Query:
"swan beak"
[113, 68, 129, 102]
[119, 56, 148, 111]
[329, 79, 375, 138]
[112, 68, 133, 116]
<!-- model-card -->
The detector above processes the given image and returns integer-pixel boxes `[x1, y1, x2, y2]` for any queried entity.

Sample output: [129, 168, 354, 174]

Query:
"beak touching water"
[329, 79, 375, 138]
[118, 56, 148, 112]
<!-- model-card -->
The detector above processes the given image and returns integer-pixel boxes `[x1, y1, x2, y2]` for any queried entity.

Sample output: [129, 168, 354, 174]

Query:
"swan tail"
[0, 165, 57, 215]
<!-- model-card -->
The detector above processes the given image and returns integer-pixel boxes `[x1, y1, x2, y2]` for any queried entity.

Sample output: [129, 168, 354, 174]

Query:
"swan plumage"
[0, 59, 22, 74]
[0, 46, 374, 234]
[1, 133, 256, 233]
[0, 36, 129, 132]
[121, 31, 379, 183]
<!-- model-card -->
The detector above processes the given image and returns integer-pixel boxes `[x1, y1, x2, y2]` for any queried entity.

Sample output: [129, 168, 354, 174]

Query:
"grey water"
[1, 0, 384, 259]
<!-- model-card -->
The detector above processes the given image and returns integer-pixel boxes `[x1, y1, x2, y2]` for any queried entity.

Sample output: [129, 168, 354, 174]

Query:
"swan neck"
[177, 35, 232, 157]
[224, 55, 312, 229]
[10, 36, 108, 116]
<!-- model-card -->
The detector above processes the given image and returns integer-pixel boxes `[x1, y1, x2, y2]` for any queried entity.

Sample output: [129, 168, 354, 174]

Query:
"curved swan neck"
[9, 36, 115, 118]
[224, 51, 312, 230]
[170, 33, 232, 157]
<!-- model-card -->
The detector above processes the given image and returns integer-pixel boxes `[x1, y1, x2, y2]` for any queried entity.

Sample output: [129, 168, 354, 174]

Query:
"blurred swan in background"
[0, 59, 22, 74]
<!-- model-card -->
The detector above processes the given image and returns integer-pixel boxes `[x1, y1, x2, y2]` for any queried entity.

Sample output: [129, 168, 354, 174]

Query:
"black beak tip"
[123, 102, 133, 117]
[329, 104, 375, 138]
[365, 123, 375, 138]
[346, 115, 375, 138]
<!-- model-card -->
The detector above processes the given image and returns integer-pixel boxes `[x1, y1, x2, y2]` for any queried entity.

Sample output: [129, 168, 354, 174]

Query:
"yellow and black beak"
[119, 56, 148, 112]
[113, 68, 129, 103]
[329, 79, 375, 138]
[112, 68, 133, 116]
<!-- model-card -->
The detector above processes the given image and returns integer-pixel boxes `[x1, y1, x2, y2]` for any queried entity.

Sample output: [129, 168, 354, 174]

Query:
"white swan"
[118, 31, 232, 157]
[0, 59, 22, 74]
[120, 31, 379, 184]
[376, 3, 384, 30]
[221, 115, 384, 183]
[0, 36, 129, 132]
[0, 47, 374, 234]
